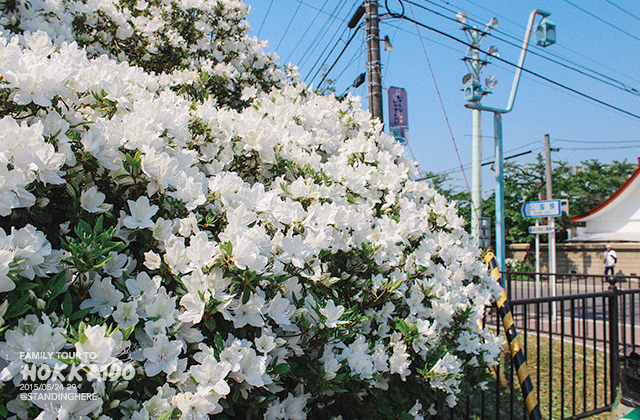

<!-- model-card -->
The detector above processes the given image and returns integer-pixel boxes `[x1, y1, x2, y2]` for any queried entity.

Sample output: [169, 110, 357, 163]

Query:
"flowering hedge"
[0, 1, 503, 419]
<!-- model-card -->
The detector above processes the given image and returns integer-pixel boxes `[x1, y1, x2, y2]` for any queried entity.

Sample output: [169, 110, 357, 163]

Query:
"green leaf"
[204, 316, 216, 331]
[121, 324, 136, 341]
[271, 362, 290, 375]
[214, 332, 224, 351]
[5, 293, 32, 318]
[47, 272, 67, 300]
[70, 307, 93, 322]
[13, 281, 39, 292]
[241, 287, 250, 305]
[62, 293, 73, 319]
[156, 409, 175, 420]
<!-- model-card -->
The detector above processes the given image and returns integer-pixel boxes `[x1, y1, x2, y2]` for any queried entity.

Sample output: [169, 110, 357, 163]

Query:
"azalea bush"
[0, 1, 504, 419]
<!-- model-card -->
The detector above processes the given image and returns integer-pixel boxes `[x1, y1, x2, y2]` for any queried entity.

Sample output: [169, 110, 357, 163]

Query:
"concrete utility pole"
[459, 16, 498, 248]
[365, 0, 384, 122]
[470, 40, 483, 249]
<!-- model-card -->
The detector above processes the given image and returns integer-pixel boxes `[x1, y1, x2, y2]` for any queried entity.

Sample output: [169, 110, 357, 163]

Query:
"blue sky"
[243, 0, 640, 197]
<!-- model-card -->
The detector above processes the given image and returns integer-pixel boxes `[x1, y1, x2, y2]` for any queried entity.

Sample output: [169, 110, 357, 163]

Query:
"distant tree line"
[421, 156, 637, 246]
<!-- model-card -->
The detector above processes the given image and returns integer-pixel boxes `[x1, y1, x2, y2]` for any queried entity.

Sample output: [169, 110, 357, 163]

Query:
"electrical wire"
[562, 0, 640, 44]
[554, 138, 640, 144]
[389, 11, 640, 120]
[334, 32, 366, 86]
[406, 0, 640, 97]
[298, 1, 352, 70]
[284, 0, 330, 64]
[303, 27, 350, 83]
[443, 142, 542, 174]
[603, 0, 640, 23]
[315, 28, 362, 89]
[562, 145, 640, 151]
[257, 0, 275, 38]
[403, 2, 482, 234]
[430, 0, 640, 87]
[275, 1, 304, 51]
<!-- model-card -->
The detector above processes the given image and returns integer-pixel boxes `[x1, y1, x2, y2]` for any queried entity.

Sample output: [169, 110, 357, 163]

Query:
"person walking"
[604, 244, 617, 276]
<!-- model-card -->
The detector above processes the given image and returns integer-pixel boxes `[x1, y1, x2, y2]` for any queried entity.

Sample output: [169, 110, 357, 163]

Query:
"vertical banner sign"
[388, 87, 409, 144]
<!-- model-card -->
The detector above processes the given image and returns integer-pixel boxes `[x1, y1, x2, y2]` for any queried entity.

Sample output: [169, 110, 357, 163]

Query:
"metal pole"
[365, 0, 383, 122]
[472, 108, 482, 247]
[535, 219, 540, 298]
[494, 112, 505, 274]
[607, 277, 620, 405]
[544, 134, 557, 317]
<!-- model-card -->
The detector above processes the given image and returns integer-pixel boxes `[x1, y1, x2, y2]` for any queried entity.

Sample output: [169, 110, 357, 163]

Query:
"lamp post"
[465, 10, 556, 275]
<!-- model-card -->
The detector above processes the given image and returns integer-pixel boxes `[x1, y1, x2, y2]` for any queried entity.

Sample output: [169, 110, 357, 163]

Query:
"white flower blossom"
[80, 186, 113, 213]
[123, 196, 159, 229]
[143, 335, 184, 376]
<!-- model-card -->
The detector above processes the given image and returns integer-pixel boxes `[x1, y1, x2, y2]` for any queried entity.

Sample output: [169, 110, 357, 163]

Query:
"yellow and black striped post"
[485, 252, 542, 420]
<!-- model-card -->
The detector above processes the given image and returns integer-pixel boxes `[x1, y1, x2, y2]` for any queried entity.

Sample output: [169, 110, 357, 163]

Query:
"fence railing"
[504, 270, 640, 301]
[446, 273, 640, 420]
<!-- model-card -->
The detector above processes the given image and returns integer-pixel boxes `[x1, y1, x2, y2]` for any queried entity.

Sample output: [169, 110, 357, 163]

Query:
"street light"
[465, 9, 556, 276]
[458, 15, 500, 248]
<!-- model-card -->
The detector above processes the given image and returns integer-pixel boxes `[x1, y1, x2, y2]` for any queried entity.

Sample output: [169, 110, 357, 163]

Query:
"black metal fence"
[504, 271, 640, 301]
[446, 273, 640, 420]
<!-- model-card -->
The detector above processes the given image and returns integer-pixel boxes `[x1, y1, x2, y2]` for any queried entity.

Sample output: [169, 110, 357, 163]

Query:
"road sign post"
[528, 225, 554, 234]
[521, 199, 562, 218]
[522, 199, 562, 301]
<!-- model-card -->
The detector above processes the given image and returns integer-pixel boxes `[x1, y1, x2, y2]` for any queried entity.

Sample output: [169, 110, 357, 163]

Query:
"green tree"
[479, 156, 636, 246]
[422, 158, 636, 248]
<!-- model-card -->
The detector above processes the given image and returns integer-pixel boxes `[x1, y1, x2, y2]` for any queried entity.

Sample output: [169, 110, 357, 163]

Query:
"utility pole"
[464, 10, 556, 271]
[365, 0, 384, 122]
[470, 38, 483, 249]
[459, 14, 498, 248]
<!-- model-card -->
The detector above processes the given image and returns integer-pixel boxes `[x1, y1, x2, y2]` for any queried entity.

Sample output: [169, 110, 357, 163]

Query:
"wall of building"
[507, 242, 640, 276]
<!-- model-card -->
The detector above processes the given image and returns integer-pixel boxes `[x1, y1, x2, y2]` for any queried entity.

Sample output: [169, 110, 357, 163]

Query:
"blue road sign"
[521, 200, 562, 218]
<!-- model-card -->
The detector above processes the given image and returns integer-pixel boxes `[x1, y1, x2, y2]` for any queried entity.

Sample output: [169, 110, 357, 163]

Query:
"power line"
[284, 0, 330, 64]
[390, 11, 640, 120]
[315, 28, 362, 89]
[380, 2, 640, 120]
[562, 0, 640, 43]
[334, 32, 366, 87]
[432, 0, 640, 86]
[275, 1, 304, 51]
[554, 138, 640, 144]
[407, 0, 640, 97]
[298, 1, 352, 70]
[304, 26, 350, 83]
[563, 145, 640, 151]
[257, 0, 275, 37]
[604, 0, 640, 23]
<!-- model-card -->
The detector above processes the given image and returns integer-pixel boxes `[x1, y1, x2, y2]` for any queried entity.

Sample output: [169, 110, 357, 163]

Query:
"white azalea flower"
[143, 335, 183, 376]
[79, 276, 124, 317]
[320, 300, 345, 329]
[123, 196, 159, 229]
[75, 324, 117, 371]
[113, 300, 140, 329]
[81, 186, 113, 213]
[190, 355, 231, 396]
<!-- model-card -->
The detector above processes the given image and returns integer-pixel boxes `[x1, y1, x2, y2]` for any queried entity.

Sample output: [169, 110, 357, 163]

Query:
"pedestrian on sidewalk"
[604, 244, 617, 276]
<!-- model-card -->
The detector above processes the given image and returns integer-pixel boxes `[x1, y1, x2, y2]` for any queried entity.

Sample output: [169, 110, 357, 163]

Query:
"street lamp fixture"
[535, 17, 556, 47]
